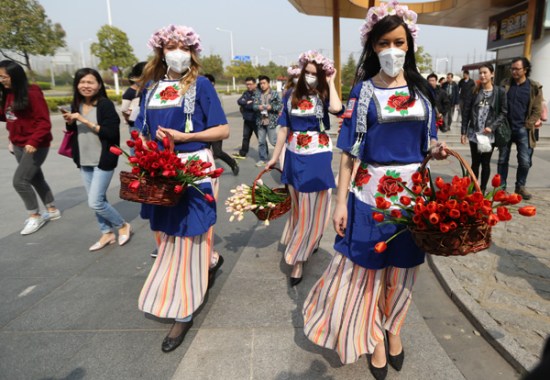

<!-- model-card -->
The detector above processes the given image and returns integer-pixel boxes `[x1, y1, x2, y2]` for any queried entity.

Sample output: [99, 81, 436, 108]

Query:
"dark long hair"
[354, 15, 433, 105]
[0, 60, 30, 112]
[291, 62, 329, 109]
[71, 68, 108, 111]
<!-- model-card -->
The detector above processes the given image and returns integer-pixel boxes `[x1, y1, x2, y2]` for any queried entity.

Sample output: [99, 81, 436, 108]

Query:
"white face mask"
[378, 48, 406, 78]
[305, 74, 318, 88]
[165, 49, 191, 74]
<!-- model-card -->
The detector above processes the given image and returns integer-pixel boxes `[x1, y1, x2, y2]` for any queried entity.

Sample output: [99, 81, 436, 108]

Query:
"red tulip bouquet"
[372, 150, 536, 256]
[111, 130, 223, 206]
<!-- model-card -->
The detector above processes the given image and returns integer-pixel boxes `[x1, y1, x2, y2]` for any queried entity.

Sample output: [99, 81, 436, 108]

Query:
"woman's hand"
[460, 135, 468, 145]
[24, 145, 36, 154]
[333, 202, 348, 237]
[63, 112, 80, 123]
[327, 69, 337, 86]
[156, 126, 188, 144]
[265, 158, 277, 170]
[483, 127, 492, 134]
[430, 141, 448, 160]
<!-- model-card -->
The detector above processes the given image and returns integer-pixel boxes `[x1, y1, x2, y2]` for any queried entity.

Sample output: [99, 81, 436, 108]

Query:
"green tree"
[256, 61, 287, 81]
[341, 54, 357, 87]
[226, 61, 259, 81]
[91, 25, 137, 71]
[415, 46, 433, 74]
[0, 0, 66, 73]
[200, 54, 224, 79]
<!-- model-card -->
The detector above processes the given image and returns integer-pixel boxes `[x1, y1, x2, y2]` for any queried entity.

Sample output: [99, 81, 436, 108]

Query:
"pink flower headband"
[298, 50, 335, 76]
[147, 24, 202, 53]
[360, 0, 419, 50]
[287, 65, 301, 77]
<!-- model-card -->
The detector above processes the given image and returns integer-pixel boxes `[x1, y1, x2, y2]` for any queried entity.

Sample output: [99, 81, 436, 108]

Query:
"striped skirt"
[302, 252, 419, 364]
[138, 149, 219, 320]
[281, 186, 331, 265]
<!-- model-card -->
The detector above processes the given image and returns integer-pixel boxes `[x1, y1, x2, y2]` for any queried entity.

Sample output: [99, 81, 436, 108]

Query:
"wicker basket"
[119, 171, 183, 206]
[408, 148, 492, 256]
[251, 168, 291, 221]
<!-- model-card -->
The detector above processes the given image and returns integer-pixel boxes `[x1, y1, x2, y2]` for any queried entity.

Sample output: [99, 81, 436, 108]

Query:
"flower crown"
[287, 65, 301, 77]
[360, 0, 419, 49]
[147, 24, 202, 53]
[298, 50, 335, 76]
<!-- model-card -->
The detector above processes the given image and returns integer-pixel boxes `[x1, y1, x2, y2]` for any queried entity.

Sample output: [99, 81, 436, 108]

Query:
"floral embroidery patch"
[297, 97, 314, 112]
[384, 91, 416, 116]
[318, 132, 330, 148]
[155, 84, 180, 104]
[287, 132, 294, 144]
[375, 170, 406, 201]
[296, 132, 312, 149]
[352, 163, 371, 190]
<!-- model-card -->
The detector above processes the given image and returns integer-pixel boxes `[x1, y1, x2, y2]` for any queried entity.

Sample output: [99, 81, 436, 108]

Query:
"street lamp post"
[216, 27, 236, 91]
[261, 46, 272, 63]
[105, 0, 120, 94]
[79, 38, 92, 67]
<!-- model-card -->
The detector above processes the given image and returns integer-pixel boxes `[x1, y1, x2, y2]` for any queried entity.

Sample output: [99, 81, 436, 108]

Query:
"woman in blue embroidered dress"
[266, 51, 343, 286]
[302, 2, 447, 379]
[134, 24, 229, 353]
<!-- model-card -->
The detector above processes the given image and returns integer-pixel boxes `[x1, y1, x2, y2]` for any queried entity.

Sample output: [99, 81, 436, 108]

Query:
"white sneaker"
[42, 209, 61, 221]
[255, 160, 266, 167]
[21, 216, 47, 235]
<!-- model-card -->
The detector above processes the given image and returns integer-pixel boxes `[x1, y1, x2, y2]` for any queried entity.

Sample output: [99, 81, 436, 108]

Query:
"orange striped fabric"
[303, 252, 419, 364]
[138, 148, 219, 319]
[282, 186, 331, 265]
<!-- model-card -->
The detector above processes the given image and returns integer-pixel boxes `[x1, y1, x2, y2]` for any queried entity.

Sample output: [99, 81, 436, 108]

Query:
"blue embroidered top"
[135, 76, 227, 237]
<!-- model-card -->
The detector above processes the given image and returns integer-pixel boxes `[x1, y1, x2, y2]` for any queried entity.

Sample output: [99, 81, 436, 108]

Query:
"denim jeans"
[80, 166, 125, 234]
[257, 124, 277, 161]
[238, 119, 258, 157]
[13, 145, 55, 213]
[497, 127, 533, 189]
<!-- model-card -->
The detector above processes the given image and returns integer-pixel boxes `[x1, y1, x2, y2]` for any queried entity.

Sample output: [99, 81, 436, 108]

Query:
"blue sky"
[38, 0, 493, 73]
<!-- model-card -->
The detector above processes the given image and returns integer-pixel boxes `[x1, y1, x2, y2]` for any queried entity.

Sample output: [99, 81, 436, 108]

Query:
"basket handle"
[251, 167, 286, 205]
[418, 148, 482, 193]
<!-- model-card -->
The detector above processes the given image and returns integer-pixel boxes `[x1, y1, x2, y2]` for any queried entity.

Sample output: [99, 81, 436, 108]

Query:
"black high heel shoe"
[289, 263, 303, 287]
[208, 255, 224, 289]
[368, 345, 388, 380]
[161, 321, 193, 353]
[386, 330, 405, 371]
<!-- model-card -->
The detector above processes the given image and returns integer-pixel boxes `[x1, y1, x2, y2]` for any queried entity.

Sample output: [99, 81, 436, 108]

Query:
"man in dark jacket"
[442, 72, 459, 128]
[458, 70, 476, 122]
[428, 73, 451, 132]
[234, 77, 259, 158]
[497, 57, 543, 199]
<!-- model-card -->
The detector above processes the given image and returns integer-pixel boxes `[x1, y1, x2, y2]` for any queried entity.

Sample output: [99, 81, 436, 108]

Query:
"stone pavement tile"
[4, 277, 161, 332]
[429, 255, 538, 372]
[0, 276, 70, 328]
[486, 288, 550, 318]
[173, 309, 465, 380]
[494, 272, 550, 300]
[172, 328, 253, 380]
[0, 331, 93, 379]
[49, 330, 190, 380]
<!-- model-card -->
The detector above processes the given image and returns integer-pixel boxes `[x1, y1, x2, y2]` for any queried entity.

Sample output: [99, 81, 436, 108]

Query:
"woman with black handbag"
[460, 63, 508, 192]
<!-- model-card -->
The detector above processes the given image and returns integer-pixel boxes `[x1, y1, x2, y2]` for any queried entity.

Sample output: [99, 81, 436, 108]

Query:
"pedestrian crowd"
[0, 1, 547, 379]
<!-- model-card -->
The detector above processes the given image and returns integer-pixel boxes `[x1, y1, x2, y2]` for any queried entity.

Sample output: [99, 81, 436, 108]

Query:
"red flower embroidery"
[385, 92, 415, 115]
[318, 132, 329, 147]
[377, 174, 406, 197]
[159, 86, 179, 101]
[354, 164, 371, 189]
[287, 132, 294, 144]
[297, 98, 314, 111]
[296, 133, 312, 149]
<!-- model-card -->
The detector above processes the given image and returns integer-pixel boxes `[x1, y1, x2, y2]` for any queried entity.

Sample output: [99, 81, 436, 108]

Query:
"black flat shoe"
[208, 255, 224, 289]
[232, 164, 240, 176]
[161, 321, 193, 353]
[386, 330, 405, 371]
[368, 356, 388, 380]
[289, 276, 303, 287]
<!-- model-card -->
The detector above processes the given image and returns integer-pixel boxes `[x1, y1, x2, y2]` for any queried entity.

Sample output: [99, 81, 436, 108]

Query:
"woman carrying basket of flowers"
[266, 50, 343, 286]
[134, 24, 228, 353]
[302, 2, 447, 379]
